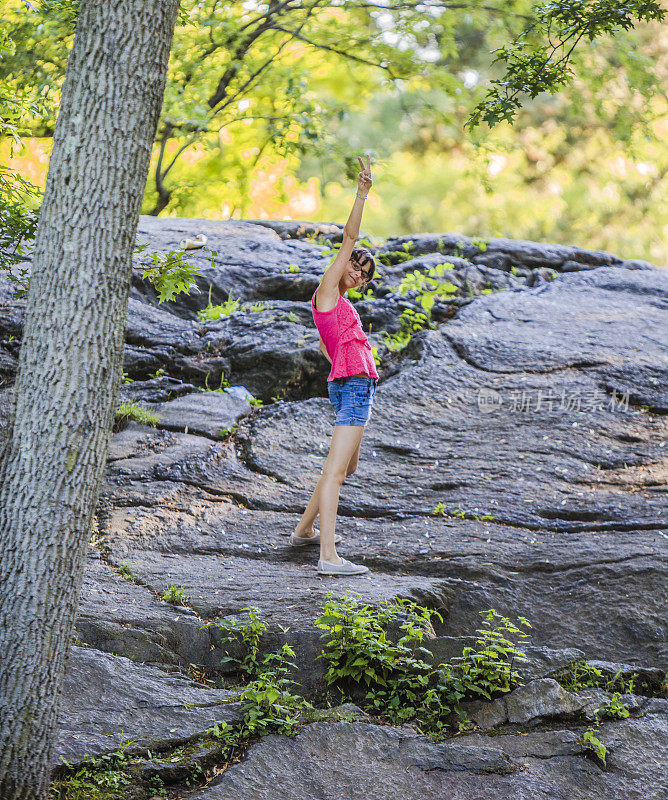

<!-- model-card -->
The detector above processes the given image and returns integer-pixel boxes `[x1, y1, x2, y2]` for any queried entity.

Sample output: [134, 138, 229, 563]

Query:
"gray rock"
[463, 679, 586, 730]
[119, 375, 198, 404]
[183, 714, 668, 800]
[245, 219, 347, 243]
[54, 646, 241, 769]
[75, 548, 222, 670]
[142, 387, 252, 438]
[504, 679, 585, 724]
[95, 550, 449, 631]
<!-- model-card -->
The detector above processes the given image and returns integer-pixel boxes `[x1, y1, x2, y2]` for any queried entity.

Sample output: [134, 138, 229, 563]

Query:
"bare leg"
[293, 426, 364, 562]
[293, 433, 363, 539]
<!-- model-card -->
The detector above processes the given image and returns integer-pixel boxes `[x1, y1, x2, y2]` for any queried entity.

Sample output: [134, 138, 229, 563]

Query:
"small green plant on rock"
[201, 615, 314, 742]
[557, 661, 638, 695]
[49, 741, 136, 799]
[115, 564, 137, 582]
[382, 308, 432, 353]
[203, 371, 230, 392]
[595, 693, 630, 721]
[347, 285, 374, 300]
[582, 726, 608, 767]
[198, 294, 242, 320]
[377, 247, 414, 266]
[148, 367, 169, 379]
[201, 606, 268, 677]
[394, 265, 458, 316]
[470, 237, 489, 252]
[114, 401, 160, 428]
[217, 421, 239, 439]
[447, 609, 532, 701]
[234, 644, 312, 738]
[162, 585, 188, 605]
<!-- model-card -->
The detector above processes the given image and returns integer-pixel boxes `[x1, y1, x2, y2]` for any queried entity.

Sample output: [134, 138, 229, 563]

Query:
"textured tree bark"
[0, 0, 181, 796]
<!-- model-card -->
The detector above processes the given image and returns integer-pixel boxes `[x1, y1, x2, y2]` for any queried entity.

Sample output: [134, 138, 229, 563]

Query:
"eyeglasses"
[350, 258, 373, 282]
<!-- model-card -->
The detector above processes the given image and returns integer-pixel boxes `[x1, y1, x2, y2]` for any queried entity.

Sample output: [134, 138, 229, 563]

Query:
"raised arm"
[317, 155, 373, 301]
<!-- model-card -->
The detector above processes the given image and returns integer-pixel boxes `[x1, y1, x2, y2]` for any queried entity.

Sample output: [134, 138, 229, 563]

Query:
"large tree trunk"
[0, 0, 181, 796]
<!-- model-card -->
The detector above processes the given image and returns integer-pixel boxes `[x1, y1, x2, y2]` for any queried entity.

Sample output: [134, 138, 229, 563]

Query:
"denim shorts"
[328, 376, 377, 427]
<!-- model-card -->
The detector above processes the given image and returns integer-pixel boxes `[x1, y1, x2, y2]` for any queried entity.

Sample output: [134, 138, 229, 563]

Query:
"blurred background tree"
[1, 0, 666, 264]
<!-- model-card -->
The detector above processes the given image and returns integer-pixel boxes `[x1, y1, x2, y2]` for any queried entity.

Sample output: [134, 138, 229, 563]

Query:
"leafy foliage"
[135, 243, 211, 304]
[467, 0, 666, 129]
[201, 606, 268, 677]
[3, 2, 666, 262]
[233, 645, 312, 738]
[447, 609, 532, 701]
[595, 693, 630, 721]
[315, 592, 532, 738]
[0, 167, 39, 298]
[557, 661, 638, 694]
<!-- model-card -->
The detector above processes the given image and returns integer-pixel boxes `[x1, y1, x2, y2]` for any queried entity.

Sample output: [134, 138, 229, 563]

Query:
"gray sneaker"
[317, 557, 369, 576]
[290, 531, 342, 547]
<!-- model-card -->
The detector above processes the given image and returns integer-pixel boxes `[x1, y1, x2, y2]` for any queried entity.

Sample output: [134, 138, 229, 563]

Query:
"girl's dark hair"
[350, 247, 376, 282]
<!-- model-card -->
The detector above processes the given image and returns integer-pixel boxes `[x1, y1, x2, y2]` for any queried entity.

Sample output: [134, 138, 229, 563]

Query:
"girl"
[290, 155, 379, 576]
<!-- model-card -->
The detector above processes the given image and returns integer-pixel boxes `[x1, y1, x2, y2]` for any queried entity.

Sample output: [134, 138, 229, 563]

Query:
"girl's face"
[340, 257, 371, 292]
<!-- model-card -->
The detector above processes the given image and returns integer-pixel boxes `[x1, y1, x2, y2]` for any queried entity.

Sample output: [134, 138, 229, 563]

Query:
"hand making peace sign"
[357, 154, 373, 196]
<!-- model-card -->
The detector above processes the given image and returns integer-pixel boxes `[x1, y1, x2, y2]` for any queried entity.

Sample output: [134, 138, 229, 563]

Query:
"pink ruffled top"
[311, 289, 379, 382]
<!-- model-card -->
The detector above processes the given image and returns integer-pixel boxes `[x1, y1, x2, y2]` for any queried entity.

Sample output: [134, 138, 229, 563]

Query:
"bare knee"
[322, 466, 348, 486]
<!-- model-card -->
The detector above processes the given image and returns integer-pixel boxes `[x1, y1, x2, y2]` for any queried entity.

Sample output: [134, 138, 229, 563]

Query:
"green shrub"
[445, 609, 532, 701]
[377, 249, 414, 266]
[315, 591, 437, 688]
[315, 593, 531, 739]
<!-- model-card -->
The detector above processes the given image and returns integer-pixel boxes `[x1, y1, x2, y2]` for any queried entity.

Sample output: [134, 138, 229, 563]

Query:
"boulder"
[54, 646, 241, 769]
